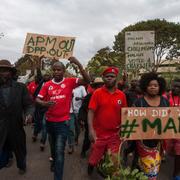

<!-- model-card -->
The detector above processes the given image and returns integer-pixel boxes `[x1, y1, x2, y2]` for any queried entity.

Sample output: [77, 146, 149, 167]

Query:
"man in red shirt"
[88, 67, 127, 174]
[27, 79, 38, 97]
[36, 57, 90, 180]
[27, 75, 42, 100]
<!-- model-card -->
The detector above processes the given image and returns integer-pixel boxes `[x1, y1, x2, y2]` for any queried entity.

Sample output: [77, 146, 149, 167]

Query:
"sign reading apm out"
[23, 33, 76, 59]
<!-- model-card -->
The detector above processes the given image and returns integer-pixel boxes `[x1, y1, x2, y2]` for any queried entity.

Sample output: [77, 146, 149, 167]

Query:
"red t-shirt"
[169, 93, 180, 106]
[88, 86, 127, 138]
[27, 81, 38, 97]
[38, 78, 79, 122]
[87, 84, 94, 94]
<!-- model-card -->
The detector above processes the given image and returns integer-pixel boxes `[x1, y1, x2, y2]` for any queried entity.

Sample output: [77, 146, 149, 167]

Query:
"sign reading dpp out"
[121, 107, 180, 140]
[23, 33, 76, 59]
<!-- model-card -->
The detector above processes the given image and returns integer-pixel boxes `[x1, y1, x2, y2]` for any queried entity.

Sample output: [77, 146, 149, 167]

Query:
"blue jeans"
[0, 149, 9, 169]
[174, 176, 180, 180]
[47, 121, 69, 180]
[67, 113, 75, 146]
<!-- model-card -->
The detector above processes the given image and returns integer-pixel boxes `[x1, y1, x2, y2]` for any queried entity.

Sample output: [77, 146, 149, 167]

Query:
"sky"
[0, 0, 180, 66]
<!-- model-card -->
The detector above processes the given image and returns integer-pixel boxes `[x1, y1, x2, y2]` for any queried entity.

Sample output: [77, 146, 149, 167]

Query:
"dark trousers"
[81, 120, 91, 153]
[33, 107, 45, 136]
[74, 113, 80, 143]
[40, 114, 47, 144]
[0, 147, 11, 169]
[4, 129, 26, 170]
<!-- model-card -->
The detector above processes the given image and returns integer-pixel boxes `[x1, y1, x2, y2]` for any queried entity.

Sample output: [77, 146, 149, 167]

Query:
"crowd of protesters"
[0, 57, 180, 180]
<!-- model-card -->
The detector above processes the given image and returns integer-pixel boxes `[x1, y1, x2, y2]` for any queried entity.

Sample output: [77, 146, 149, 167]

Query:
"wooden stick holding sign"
[23, 33, 76, 59]
[120, 107, 180, 140]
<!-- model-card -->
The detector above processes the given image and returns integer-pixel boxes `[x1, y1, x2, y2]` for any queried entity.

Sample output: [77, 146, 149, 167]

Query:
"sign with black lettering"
[125, 31, 155, 71]
[23, 33, 75, 59]
[121, 107, 180, 140]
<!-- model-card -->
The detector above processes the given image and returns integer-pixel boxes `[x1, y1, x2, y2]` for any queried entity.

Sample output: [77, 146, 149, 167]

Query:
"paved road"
[0, 126, 174, 180]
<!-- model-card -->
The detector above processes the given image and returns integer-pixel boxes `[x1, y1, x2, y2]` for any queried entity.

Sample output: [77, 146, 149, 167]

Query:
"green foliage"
[87, 47, 125, 76]
[113, 19, 180, 72]
[15, 55, 34, 75]
[98, 152, 148, 180]
[87, 19, 180, 77]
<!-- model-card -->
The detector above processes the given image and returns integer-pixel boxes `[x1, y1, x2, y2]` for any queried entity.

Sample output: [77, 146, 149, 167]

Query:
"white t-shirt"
[70, 86, 87, 113]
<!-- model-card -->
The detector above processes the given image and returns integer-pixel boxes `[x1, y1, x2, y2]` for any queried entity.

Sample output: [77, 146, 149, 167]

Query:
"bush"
[98, 151, 148, 180]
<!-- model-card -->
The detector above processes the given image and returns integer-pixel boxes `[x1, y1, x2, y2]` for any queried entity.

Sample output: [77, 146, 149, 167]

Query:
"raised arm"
[68, 56, 91, 85]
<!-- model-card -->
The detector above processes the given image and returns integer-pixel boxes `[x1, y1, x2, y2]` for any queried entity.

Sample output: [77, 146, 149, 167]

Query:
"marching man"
[87, 67, 127, 174]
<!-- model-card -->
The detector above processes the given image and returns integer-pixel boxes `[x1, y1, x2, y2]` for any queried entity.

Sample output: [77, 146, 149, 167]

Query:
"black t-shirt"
[134, 96, 169, 108]
[133, 96, 169, 148]
[125, 89, 138, 107]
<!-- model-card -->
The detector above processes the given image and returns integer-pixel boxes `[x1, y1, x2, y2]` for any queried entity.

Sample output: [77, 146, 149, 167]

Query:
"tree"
[15, 55, 34, 75]
[15, 55, 76, 78]
[113, 19, 180, 72]
[14, 55, 47, 76]
[87, 47, 125, 77]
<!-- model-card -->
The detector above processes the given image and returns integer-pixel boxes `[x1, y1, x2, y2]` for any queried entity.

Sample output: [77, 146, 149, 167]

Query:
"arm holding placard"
[68, 56, 91, 85]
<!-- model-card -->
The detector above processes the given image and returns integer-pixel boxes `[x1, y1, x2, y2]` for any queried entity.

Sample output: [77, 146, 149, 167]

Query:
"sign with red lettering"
[121, 107, 180, 140]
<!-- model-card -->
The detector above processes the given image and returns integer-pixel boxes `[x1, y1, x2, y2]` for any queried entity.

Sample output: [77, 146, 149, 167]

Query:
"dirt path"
[0, 126, 173, 180]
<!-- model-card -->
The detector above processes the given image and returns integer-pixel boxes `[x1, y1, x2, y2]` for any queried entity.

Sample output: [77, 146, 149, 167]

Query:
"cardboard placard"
[23, 33, 76, 59]
[121, 107, 180, 140]
[125, 31, 155, 71]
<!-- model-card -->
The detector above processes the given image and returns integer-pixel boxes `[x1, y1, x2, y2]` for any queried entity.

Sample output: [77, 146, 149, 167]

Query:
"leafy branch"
[98, 151, 148, 180]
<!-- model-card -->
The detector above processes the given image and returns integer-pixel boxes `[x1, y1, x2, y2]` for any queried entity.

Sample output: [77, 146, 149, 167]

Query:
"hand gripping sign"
[121, 107, 180, 140]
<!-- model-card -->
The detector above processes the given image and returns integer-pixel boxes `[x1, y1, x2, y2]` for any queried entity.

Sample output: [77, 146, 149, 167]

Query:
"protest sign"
[125, 31, 155, 71]
[121, 107, 180, 140]
[23, 33, 75, 59]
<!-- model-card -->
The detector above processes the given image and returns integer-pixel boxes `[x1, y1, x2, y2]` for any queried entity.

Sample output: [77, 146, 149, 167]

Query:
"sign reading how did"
[23, 33, 76, 59]
[121, 107, 180, 140]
